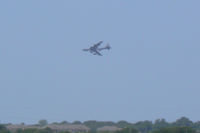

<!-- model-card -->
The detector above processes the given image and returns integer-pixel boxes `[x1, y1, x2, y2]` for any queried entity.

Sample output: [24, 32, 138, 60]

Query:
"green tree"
[0, 125, 10, 133]
[133, 121, 153, 133]
[60, 121, 69, 124]
[173, 117, 193, 127]
[72, 121, 82, 124]
[59, 131, 70, 133]
[152, 127, 196, 133]
[38, 119, 48, 126]
[39, 127, 53, 133]
[117, 121, 132, 128]
[115, 127, 138, 133]
[194, 121, 200, 130]
[153, 119, 170, 130]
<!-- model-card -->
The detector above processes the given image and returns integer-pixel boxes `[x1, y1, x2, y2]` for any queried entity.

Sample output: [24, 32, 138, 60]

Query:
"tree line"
[1, 117, 200, 133]
[0, 126, 198, 133]
[81, 117, 200, 132]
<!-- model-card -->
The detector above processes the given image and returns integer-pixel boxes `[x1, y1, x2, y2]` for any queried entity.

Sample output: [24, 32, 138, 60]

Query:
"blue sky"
[0, 0, 200, 124]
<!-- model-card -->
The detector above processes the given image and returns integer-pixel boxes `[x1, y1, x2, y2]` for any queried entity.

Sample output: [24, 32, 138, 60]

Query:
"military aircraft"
[83, 41, 111, 56]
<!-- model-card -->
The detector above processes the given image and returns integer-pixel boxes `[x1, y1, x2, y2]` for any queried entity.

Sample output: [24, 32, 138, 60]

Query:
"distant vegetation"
[152, 127, 196, 133]
[1, 117, 200, 133]
[0, 125, 10, 133]
[82, 117, 200, 132]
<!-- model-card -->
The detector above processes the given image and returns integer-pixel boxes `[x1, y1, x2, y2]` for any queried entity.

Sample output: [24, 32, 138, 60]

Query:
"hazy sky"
[0, 0, 200, 124]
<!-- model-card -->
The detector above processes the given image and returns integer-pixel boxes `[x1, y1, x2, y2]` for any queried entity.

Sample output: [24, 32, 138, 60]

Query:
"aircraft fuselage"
[83, 41, 111, 56]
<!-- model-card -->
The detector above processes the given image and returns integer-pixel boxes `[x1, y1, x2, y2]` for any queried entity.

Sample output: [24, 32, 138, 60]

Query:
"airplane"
[83, 41, 111, 56]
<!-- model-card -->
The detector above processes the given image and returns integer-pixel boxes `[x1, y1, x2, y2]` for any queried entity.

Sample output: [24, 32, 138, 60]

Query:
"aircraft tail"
[98, 43, 111, 51]
[105, 43, 111, 50]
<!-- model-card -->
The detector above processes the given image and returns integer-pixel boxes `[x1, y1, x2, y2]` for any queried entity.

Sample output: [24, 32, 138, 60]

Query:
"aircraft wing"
[94, 50, 102, 56]
[93, 41, 103, 48]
